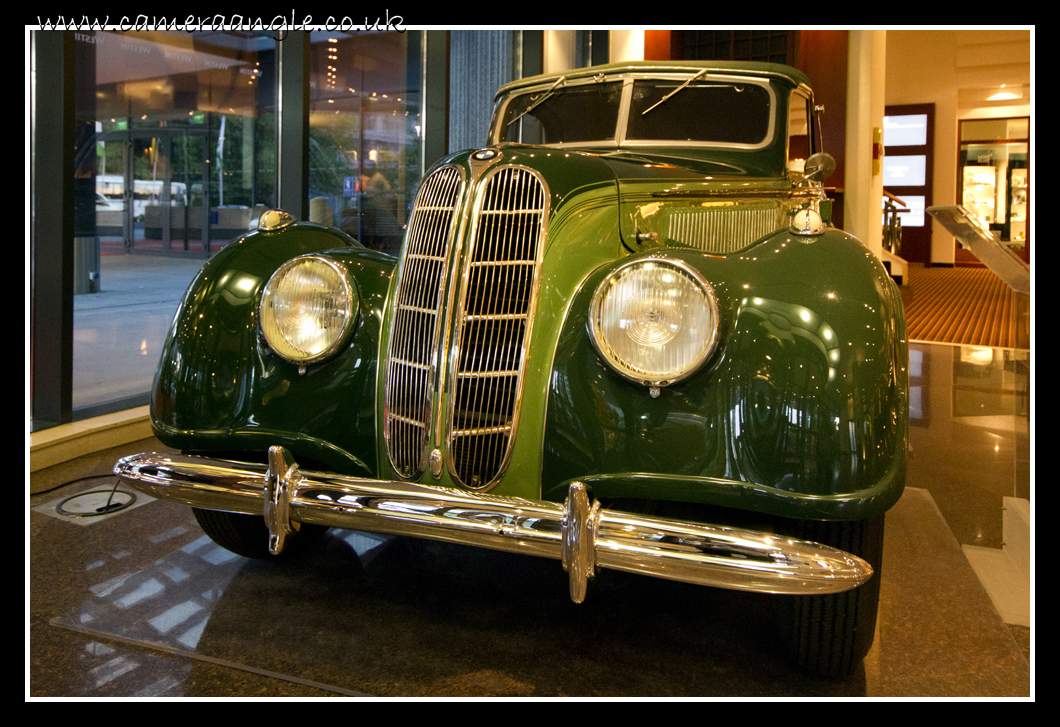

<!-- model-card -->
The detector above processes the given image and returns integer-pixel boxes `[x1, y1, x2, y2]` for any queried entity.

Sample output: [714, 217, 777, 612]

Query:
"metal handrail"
[883, 192, 907, 256]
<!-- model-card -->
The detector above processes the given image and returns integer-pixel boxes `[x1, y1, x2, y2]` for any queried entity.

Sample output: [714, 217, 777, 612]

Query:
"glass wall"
[70, 30, 279, 415]
[88, 30, 279, 257]
[53, 28, 420, 419]
[30, 29, 498, 429]
[307, 30, 423, 257]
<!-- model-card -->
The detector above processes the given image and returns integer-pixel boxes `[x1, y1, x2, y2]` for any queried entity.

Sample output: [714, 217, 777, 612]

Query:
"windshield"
[494, 75, 776, 148]
[499, 81, 624, 144]
[628, 80, 772, 144]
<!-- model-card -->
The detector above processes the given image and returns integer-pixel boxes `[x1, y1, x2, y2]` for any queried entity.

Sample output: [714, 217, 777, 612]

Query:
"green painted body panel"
[540, 232, 908, 520]
[150, 61, 907, 525]
[151, 223, 395, 476]
[372, 147, 628, 500]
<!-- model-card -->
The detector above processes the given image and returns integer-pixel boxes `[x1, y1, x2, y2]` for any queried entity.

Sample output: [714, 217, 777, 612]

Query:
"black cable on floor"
[31, 473, 121, 497]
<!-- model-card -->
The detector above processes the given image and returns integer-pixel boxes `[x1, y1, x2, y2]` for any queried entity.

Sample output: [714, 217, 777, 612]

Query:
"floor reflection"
[56, 535, 244, 653]
[32, 341, 1031, 697]
[907, 343, 1030, 549]
[46, 488, 1029, 697]
[67, 639, 193, 697]
[53, 524, 842, 696]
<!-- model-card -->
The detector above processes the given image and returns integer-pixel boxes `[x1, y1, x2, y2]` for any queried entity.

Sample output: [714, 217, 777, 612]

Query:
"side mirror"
[803, 152, 836, 184]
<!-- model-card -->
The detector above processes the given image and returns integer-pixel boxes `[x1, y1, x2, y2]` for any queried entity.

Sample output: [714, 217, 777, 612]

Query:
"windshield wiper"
[640, 68, 710, 116]
[506, 76, 567, 130]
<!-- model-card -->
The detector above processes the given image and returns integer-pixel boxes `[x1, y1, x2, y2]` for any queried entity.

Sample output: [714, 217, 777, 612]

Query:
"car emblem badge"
[472, 149, 498, 161]
[429, 448, 443, 478]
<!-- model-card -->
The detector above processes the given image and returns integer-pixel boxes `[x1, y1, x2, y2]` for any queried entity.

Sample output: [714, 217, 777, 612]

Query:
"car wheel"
[192, 507, 328, 560]
[778, 515, 885, 677]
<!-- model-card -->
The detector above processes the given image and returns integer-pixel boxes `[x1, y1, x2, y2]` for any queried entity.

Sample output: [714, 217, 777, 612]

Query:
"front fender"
[542, 228, 908, 521]
[151, 222, 396, 475]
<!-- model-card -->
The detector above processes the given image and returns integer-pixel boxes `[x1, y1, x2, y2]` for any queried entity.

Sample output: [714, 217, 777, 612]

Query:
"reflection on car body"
[116, 61, 907, 677]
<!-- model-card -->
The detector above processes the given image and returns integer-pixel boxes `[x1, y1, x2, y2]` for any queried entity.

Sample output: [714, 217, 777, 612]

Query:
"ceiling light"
[988, 84, 1023, 101]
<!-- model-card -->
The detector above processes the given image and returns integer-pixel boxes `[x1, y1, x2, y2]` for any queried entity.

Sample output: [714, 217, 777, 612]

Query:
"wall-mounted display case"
[961, 165, 997, 229]
[1010, 168, 1027, 243]
[957, 117, 1029, 262]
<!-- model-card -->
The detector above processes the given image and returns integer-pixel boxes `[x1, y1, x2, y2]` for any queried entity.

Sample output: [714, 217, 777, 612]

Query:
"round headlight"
[259, 256, 358, 365]
[589, 257, 719, 387]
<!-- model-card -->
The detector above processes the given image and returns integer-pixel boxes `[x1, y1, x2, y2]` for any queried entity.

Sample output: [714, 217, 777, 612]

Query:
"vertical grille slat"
[384, 166, 463, 479]
[450, 167, 547, 490]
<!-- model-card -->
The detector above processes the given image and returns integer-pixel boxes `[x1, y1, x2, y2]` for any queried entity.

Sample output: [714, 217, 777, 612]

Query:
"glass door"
[883, 104, 934, 265]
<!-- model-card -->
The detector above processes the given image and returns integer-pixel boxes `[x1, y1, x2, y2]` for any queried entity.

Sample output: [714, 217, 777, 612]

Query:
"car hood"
[594, 149, 779, 179]
[458, 144, 789, 206]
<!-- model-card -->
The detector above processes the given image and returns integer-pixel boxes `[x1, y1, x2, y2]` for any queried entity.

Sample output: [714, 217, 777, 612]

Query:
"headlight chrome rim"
[589, 255, 720, 388]
[259, 255, 358, 366]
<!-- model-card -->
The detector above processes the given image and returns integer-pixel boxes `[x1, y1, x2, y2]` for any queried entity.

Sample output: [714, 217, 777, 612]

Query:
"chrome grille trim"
[668, 203, 783, 254]
[384, 166, 465, 479]
[448, 166, 548, 490]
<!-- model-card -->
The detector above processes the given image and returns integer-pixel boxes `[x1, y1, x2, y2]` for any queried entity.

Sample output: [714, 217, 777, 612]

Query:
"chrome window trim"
[490, 72, 778, 152]
[491, 75, 623, 146]
[444, 164, 550, 491]
[620, 73, 777, 151]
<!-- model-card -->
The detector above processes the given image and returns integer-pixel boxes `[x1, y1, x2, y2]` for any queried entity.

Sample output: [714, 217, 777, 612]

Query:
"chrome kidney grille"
[384, 163, 547, 490]
[448, 167, 547, 489]
[384, 166, 464, 479]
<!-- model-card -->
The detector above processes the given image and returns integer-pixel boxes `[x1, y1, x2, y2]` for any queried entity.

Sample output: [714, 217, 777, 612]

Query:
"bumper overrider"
[114, 447, 872, 603]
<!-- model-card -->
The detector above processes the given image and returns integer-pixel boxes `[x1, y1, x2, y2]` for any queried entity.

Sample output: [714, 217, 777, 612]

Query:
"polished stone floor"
[28, 342, 1031, 698]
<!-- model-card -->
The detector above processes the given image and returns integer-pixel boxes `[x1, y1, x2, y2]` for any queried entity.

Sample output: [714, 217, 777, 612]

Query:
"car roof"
[495, 60, 812, 99]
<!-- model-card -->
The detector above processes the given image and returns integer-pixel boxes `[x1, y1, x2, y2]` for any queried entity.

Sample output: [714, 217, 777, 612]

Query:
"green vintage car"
[116, 61, 908, 677]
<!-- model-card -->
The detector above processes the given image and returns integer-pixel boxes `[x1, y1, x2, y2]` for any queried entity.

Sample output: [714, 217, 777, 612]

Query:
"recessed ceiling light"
[988, 84, 1023, 101]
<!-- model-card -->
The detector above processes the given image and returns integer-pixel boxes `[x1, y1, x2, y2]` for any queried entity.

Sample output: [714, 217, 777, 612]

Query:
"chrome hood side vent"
[667, 202, 784, 254]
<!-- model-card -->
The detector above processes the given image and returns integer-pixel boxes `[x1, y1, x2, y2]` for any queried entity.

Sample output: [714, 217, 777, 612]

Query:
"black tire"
[778, 515, 885, 677]
[192, 508, 328, 560]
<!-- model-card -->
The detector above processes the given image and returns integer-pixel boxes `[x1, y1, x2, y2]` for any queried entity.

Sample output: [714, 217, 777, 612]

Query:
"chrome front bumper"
[114, 447, 872, 603]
